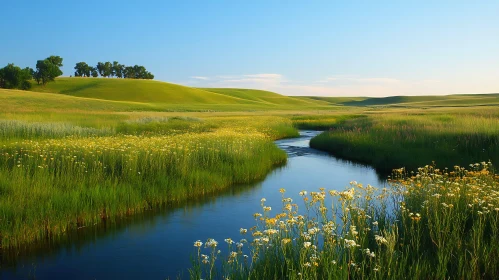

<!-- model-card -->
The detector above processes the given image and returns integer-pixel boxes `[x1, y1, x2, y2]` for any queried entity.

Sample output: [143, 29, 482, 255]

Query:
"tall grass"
[292, 114, 366, 130]
[0, 116, 298, 249]
[190, 163, 499, 279]
[115, 116, 215, 135]
[0, 119, 113, 140]
[310, 113, 499, 173]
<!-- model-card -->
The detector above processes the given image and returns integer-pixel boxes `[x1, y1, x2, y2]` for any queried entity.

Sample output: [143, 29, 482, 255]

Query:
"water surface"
[1, 131, 385, 279]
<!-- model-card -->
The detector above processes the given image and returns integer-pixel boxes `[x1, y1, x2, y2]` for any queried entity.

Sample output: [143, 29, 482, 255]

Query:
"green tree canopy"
[103, 62, 113, 77]
[90, 67, 99, 77]
[122, 65, 154, 79]
[96, 62, 113, 77]
[34, 56, 63, 85]
[113, 61, 125, 78]
[0, 63, 33, 90]
[74, 62, 91, 77]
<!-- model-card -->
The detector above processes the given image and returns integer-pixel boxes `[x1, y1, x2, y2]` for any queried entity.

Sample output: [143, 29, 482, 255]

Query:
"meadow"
[190, 163, 499, 279]
[1, 77, 499, 279]
[309, 107, 499, 173]
[0, 114, 302, 248]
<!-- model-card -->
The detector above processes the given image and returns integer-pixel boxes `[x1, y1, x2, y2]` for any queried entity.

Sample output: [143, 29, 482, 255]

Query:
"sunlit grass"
[291, 114, 366, 130]
[0, 116, 299, 249]
[190, 163, 499, 279]
[310, 112, 499, 173]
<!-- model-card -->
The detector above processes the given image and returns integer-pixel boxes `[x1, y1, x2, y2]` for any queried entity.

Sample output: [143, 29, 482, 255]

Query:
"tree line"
[74, 61, 154, 79]
[0, 56, 154, 91]
[0, 55, 63, 90]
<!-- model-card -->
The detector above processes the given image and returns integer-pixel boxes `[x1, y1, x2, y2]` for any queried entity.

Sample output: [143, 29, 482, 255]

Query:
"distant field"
[201, 88, 321, 106]
[341, 94, 499, 107]
[296, 94, 499, 107]
[295, 96, 369, 105]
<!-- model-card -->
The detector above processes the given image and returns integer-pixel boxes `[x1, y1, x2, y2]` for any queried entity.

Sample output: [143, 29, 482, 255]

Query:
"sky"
[1, 0, 498, 97]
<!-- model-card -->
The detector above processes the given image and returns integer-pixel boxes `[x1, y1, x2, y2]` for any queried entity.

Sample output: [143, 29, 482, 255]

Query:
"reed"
[0, 116, 298, 249]
[190, 163, 499, 279]
[310, 112, 499, 173]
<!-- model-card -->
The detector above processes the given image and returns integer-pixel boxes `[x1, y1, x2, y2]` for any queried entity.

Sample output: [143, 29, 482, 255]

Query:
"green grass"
[340, 93, 499, 107]
[190, 164, 499, 279]
[291, 114, 367, 130]
[201, 88, 323, 106]
[310, 109, 499, 173]
[0, 115, 300, 248]
[295, 94, 499, 108]
[295, 96, 369, 105]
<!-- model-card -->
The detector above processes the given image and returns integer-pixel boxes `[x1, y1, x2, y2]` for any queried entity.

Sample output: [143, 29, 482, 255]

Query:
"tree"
[121, 65, 154, 79]
[103, 61, 113, 77]
[96, 62, 104, 77]
[46, 55, 63, 68]
[20, 67, 33, 89]
[0, 64, 33, 90]
[34, 56, 63, 85]
[74, 62, 91, 77]
[113, 61, 124, 78]
[124, 66, 135, 79]
[144, 71, 154, 79]
[90, 67, 99, 77]
[96, 62, 113, 77]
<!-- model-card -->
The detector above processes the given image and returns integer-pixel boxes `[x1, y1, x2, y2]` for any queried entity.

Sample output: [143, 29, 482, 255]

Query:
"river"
[1, 131, 385, 279]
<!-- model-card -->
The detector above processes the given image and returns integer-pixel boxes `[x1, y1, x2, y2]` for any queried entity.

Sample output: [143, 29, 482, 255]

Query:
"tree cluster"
[0, 56, 155, 92]
[0, 55, 64, 90]
[74, 61, 154, 79]
[0, 64, 34, 90]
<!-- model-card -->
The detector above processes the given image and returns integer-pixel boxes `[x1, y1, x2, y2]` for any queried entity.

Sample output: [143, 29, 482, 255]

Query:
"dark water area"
[1, 131, 386, 279]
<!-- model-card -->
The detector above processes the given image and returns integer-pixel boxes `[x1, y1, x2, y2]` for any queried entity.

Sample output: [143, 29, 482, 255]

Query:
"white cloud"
[182, 73, 495, 97]
[243, 74, 283, 79]
[317, 76, 402, 85]
[190, 76, 210, 80]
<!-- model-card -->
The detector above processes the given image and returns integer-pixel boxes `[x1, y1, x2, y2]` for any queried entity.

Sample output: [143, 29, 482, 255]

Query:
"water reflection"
[1, 131, 386, 279]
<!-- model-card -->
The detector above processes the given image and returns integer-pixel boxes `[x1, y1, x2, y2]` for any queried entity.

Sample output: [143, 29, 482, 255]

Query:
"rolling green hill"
[340, 94, 499, 107]
[297, 94, 499, 107]
[295, 96, 369, 105]
[28, 78, 326, 108]
[19, 77, 499, 111]
[201, 88, 323, 106]
[30, 77, 259, 104]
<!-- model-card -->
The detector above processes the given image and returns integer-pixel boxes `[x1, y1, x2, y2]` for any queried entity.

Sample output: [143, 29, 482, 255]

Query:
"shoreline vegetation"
[0, 116, 297, 249]
[307, 109, 499, 174]
[190, 163, 499, 279]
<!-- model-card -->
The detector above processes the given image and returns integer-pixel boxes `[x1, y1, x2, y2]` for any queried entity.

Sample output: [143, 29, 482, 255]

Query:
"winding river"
[1, 131, 386, 279]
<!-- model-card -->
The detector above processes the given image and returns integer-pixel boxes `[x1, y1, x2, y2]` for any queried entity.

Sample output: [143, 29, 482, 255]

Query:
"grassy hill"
[295, 94, 499, 107]
[201, 88, 322, 106]
[30, 77, 259, 105]
[28, 78, 326, 108]
[295, 96, 369, 105]
[340, 94, 499, 107]
[16, 77, 499, 113]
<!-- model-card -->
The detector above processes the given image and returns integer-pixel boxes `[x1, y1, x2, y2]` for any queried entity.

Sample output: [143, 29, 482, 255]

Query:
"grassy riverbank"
[0, 113, 300, 249]
[309, 108, 499, 173]
[190, 163, 499, 279]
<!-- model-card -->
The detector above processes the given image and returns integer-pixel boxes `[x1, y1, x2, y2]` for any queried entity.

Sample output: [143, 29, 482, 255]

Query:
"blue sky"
[2, 0, 498, 96]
